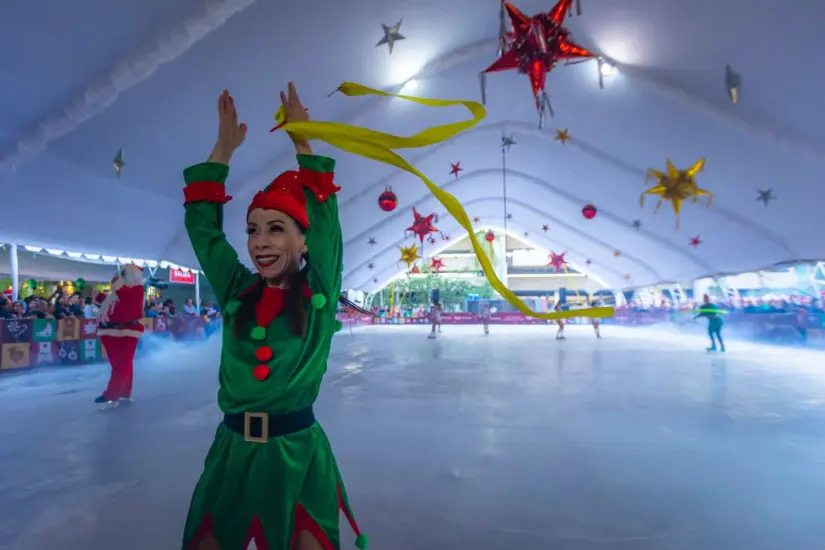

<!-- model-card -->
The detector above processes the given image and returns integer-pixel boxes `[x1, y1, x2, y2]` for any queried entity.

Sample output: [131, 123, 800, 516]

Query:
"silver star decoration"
[376, 19, 405, 54]
[725, 64, 741, 105]
[756, 188, 775, 206]
[631, 219, 642, 230]
[501, 135, 516, 151]
[367, 237, 377, 246]
[368, 263, 375, 270]
[113, 148, 125, 178]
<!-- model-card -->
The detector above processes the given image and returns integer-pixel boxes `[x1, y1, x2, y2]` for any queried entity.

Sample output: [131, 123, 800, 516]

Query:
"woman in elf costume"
[181, 83, 366, 550]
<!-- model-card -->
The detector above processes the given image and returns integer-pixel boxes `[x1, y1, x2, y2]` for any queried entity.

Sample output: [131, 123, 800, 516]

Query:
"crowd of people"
[0, 290, 100, 320]
[0, 290, 224, 327]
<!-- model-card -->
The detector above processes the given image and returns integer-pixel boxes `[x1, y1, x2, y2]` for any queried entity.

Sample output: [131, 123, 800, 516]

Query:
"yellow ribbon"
[277, 82, 614, 321]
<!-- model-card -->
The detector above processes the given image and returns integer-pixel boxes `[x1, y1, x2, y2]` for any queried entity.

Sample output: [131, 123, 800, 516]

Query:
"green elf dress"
[180, 154, 367, 550]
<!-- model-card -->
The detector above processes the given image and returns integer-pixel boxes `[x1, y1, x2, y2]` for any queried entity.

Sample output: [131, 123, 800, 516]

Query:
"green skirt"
[182, 422, 365, 550]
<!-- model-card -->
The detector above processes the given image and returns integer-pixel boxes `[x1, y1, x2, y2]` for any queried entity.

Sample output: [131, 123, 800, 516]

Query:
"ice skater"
[180, 84, 365, 549]
[554, 302, 566, 340]
[590, 298, 602, 339]
[695, 294, 725, 352]
[480, 302, 490, 335]
[95, 264, 145, 408]
[428, 302, 440, 339]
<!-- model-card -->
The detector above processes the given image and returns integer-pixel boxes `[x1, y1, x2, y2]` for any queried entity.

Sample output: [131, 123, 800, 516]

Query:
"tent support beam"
[9, 244, 19, 301]
[195, 271, 201, 312]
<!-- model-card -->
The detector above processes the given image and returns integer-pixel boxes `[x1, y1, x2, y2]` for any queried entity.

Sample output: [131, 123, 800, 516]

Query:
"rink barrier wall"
[0, 316, 207, 371]
[4, 310, 822, 371]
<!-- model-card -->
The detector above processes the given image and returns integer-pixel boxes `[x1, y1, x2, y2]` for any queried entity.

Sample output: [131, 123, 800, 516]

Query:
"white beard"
[97, 289, 120, 324]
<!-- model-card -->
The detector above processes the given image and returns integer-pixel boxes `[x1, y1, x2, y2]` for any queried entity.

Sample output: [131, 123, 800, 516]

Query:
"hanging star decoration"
[631, 219, 642, 230]
[473, 216, 481, 224]
[541, 224, 550, 232]
[367, 237, 377, 246]
[506, 212, 513, 220]
[501, 135, 517, 151]
[725, 64, 741, 105]
[427, 235, 437, 245]
[523, 231, 529, 237]
[406, 207, 439, 243]
[443, 234, 451, 241]
[113, 148, 125, 178]
[554, 128, 571, 144]
[689, 235, 702, 247]
[373, 277, 378, 283]
[585, 259, 592, 265]
[376, 19, 405, 54]
[398, 244, 421, 268]
[449, 161, 463, 178]
[430, 257, 445, 273]
[641, 159, 712, 230]
[613, 250, 621, 257]
[756, 188, 775, 206]
[480, 0, 597, 127]
[624, 274, 631, 280]
[548, 251, 568, 271]
[368, 263, 375, 270]
[410, 264, 421, 274]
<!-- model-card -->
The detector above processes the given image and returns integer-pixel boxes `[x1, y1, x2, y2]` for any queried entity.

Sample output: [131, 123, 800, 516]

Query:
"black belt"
[223, 406, 315, 443]
[98, 320, 141, 329]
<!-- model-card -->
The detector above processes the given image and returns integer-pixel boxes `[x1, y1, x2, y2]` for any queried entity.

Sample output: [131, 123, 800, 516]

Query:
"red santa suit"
[96, 264, 145, 403]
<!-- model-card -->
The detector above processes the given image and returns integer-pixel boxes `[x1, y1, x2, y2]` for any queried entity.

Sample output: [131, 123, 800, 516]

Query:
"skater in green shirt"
[695, 294, 726, 352]
[180, 83, 366, 550]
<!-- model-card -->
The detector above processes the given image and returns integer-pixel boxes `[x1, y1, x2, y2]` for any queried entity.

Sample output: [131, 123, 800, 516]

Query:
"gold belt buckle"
[243, 412, 269, 443]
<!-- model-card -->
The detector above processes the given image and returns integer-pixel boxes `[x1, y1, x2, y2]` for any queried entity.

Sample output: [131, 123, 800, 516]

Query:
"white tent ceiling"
[1, 0, 823, 292]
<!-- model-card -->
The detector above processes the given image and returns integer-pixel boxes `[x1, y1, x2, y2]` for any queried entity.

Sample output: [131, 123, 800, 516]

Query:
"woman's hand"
[279, 82, 312, 156]
[209, 90, 247, 165]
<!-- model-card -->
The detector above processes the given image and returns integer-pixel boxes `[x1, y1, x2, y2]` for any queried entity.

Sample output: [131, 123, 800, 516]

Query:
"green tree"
[377, 274, 493, 309]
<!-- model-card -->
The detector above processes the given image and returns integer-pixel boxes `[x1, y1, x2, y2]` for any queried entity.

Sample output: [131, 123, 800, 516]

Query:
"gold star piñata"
[641, 158, 712, 229]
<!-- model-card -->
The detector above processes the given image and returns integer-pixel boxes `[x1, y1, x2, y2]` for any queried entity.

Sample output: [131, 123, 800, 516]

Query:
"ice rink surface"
[1, 324, 824, 550]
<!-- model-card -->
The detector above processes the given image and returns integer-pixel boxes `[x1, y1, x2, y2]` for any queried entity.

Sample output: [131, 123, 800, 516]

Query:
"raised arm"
[182, 90, 256, 308]
[297, 154, 344, 302]
[183, 163, 256, 308]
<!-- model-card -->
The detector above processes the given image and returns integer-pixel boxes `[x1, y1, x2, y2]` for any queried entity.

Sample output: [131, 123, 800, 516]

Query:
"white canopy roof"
[1, 0, 822, 291]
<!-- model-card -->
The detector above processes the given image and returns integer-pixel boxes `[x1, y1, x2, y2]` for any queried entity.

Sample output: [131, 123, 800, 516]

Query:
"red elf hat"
[247, 170, 309, 229]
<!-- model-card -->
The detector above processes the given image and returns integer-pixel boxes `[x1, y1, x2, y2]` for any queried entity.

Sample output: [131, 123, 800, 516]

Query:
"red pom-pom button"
[253, 364, 271, 381]
[255, 346, 273, 362]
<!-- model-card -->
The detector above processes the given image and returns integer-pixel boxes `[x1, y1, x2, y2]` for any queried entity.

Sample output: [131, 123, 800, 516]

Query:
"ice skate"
[119, 396, 133, 404]
[95, 395, 119, 409]
[428, 332, 436, 339]
[706, 346, 717, 352]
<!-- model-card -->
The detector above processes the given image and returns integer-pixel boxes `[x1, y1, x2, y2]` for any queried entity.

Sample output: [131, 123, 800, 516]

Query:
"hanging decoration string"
[275, 82, 613, 321]
[501, 135, 510, 242]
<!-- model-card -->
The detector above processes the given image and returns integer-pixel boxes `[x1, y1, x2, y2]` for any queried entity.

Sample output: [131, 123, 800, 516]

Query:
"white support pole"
[194, 271, 201, 311]
[9, 244, 19, 301]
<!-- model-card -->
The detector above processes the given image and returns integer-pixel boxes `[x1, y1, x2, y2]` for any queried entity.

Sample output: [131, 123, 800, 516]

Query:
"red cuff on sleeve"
[183, 181, 233, 206]
[299, 169, 341, 203]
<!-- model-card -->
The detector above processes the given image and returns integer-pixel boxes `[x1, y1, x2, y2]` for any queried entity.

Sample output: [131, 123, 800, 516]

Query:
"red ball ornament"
[378, 186, 398, 212]
[582, 204, 597, 220]
[485, 230, 495, 242]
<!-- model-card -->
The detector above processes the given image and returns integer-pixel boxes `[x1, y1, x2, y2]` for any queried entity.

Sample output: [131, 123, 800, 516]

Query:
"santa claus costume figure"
[95, 264, 145, 407]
